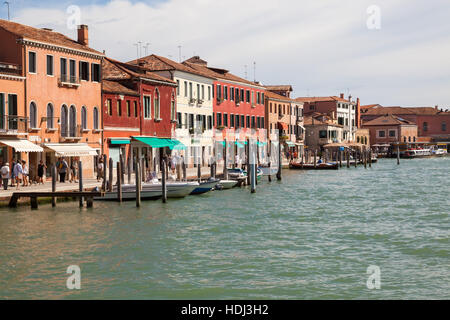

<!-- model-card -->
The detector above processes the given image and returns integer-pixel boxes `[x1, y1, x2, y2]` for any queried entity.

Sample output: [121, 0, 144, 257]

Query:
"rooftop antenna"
[253, 61, 256, 82]
[133, 43, 139, 60]
[4, 1, 10, 21]
[138, 41, 142, 59]
[144, 43, 150, 56]
[177, 45, 182, 62]
[244, 65, 248, 80]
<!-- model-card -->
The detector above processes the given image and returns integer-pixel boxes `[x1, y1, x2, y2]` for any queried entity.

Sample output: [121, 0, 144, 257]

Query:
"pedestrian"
[22, 160, 29, 187]
[10, 161, 16, 187]
[59, 157, 68, 183]
[37, 160, 47, 184]
[1, 162, 10, 190]
[13, 160, 23, 190]
[97, 158, 104, 182]
[70, 160, 78, 183]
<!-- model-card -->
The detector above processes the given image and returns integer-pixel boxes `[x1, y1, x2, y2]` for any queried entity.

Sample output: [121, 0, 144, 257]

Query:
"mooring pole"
[397, 145, 400, 165]
[182, 158, 186, 181]
[339, 150, 342, 168]
[224, 140, 229, 181]
[108, 158, 113, 192]
[78, 161, 83, 207]
[136, 161, 141, 208]
[354, 151, 357, 168]
[51, 165, 56, 207]
[197, 155, 201, 183]
[346, 150, 350, 168]
[276, 141, 282, 181]
[369, 149, 372, 168]
[314, 150, 317, 169]
[102, 154, 107, 191]
[127, 157, 131, 185]
[117, 161, 122, 203]
[162, 159, 167, 203]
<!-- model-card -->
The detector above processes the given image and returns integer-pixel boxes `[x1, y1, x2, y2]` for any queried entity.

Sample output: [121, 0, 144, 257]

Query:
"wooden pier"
[8, 191, 103, 209]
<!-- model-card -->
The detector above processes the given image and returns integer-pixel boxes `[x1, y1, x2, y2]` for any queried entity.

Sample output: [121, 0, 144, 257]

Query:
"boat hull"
[289, 162, 339, 170]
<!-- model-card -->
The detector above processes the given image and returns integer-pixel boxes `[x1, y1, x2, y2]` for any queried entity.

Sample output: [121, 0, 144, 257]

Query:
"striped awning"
[0, 139, 43, 152]
[44, 143, 98, 156]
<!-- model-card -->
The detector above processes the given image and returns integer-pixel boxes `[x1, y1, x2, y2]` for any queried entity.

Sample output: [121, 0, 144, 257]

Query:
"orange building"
[362, 114, 418, 146]
[0, 19, 104, 179]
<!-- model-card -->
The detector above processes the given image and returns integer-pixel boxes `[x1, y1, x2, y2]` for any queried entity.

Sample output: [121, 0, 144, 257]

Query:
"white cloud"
[12, 0, 450, 107]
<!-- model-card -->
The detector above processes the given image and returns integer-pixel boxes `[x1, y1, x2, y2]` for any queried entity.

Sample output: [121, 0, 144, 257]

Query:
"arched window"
[364, 137, 368, 145]
[61, 104, 68, 137]
[81, 106, 87, 130]
[93, 107, 99, 130]
[154, 89, 160, 119]
[69, 105, 76, 137]
[29, 102, 37, 128]
[413, 136, 416, 142]
[403, 136, 407, 143]
[408, 136, 411, 142]
[47, 103, 54, 129]
[357, 136, 360, 143]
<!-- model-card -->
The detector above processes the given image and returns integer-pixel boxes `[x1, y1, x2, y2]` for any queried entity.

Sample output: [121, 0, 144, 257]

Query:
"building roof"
[360, 104, 382, 110]
[128, 54, 216, 79]
[102, 80, 139, 96]
[265, 85, 293, 92]
[103, 57, 176, 85]
[362, 114, 416, 126]
[362, 106, 450, 116]
[304, 113, 342, 127]
[181, 56, 265, 88]
[295, 96, 352, 103]
[0, 19, 102, 55]
[265, 90, 294, 103]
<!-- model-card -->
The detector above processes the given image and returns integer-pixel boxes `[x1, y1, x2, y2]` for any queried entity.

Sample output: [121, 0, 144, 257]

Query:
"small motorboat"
[218, 180, 238, 189]
[289, 162, 339, 170]
[190, 178, 220, 195]
[227, 168, 263, 180]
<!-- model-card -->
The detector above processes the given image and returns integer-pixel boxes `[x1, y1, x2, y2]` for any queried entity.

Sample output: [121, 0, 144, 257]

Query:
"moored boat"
[218, 180, 238, 189]
[190, 178, 220, 195]
[289, 162, 339, 170]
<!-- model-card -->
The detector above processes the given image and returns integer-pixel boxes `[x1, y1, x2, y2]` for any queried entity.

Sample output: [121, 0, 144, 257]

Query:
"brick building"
[361, 114, 418, 146]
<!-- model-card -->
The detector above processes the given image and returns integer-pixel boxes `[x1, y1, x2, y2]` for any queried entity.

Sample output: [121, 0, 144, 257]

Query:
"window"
[230, 114, 234, 127]
[251, 116, 256, 128]
[189, 82, 193, 100]
[81, 106, 87, 129]
[134, 101, 138, 117]
[212, 85, 214, 98]
[0, 93, 4, 129]
[230, 87, 234, 101]
[208, 86, 211, 100]
[197, 84, 200, 99]
[154, 89, 160, 119]
[345, 118, 349, 126]
[91, 63, 101, 82]
[176, 80, 180, 95]
[184, 81, 188, 97]
[246, 90, 250, 103]
[29, 102, 37, 128]
[389, 130, 396, 137]
[61, 105, 68, 137]
[261, 117, 264, 127]
[47, 103, 54, 129]
[319, 130, 327, 139]
[217, 84, 221, 100]
[60, 58, 67, 82]
[224, 86, 228, 100]
[309, 105, 315, 111]
[177, 112, 182, 128]
[171, 95, 176, 121]
[378, 130, 386, 138]
[240, 89, 244, 102]
[217, 113, 222, 126]
[126, 101, 131, 117]
[241, 115, 245, 128]
[246, 115, 250, 128]
[189, 114, 194, 129]
[79, 61, 89, 81]
[143, 95, 151, 119]
[251, 91, 255, 105]
[338, 117, 344, 125]
[117, 100, 122, 116]
[184, 113, 188, 128]
[69, 105, 76, 137]
[201, 85, 205, 100]
[93, 107, 99, 130]
[270, 103, 272, 113]
[69, 60, 76, 82]
[236, 88, 240, 103]
[223, 113, 228, 127]
[261, 93, 264, 103]
[29, 51, 36, 73]
[46, 55, 53, 76]
[423, 122, 428, 132]
[257, 92, 260, 105]
[442, 122, 447, 132]
[235, 114, 240, 128]
[257, 116, 260, 128]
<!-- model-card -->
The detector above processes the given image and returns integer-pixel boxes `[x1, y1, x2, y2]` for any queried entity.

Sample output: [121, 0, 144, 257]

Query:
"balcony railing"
[59, 74, 80, 87]
[60, 124, 83, 140]
[0, 115, 28, 134]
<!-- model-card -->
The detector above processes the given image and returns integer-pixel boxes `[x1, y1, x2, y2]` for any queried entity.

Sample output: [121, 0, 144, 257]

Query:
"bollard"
[78, 161, 83, 207]
[117, 161, 122, 203]
[136, 161, 141, 208]
[108, 158, 113, 192]
[102, 154, 107, 192]
[276, 141, 282, 180]
[162, 159, 167, 203]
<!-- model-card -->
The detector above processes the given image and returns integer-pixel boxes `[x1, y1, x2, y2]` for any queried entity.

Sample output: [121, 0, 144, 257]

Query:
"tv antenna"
[253, 61, 256, 82]
[133, 43, 139, 60]
[4, 1, 10, 21]
[144, 43, 150, 56]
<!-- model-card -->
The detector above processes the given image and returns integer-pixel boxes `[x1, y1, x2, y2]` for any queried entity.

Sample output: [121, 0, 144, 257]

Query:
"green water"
[0, 158, 449, 299]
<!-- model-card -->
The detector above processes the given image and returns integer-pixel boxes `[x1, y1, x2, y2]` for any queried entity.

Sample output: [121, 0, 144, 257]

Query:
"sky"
[2, 0, 450, 108]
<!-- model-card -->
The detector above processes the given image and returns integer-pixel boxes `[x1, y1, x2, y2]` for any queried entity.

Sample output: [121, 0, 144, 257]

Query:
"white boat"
[403, 149, 432, 158]
[97, 181, 199, 201]
[218, 180, 238, 189]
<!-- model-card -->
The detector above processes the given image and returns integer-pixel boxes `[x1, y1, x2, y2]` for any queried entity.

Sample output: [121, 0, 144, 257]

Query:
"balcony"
[60, 124, 83, 142]
[0, 115, 28, 135]
[58, 74, 80, 88]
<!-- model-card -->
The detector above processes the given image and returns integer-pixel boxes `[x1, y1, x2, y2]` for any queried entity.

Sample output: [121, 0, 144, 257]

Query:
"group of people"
[0, 160, 31, 190]
[55, 157, 79, 183]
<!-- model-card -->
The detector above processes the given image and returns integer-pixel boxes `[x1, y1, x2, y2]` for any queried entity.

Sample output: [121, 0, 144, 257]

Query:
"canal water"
[0, 158, 448, 299]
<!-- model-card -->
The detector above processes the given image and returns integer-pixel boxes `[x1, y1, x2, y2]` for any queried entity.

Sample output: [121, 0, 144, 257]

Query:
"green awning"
[132, 137, 182, 149]
[171, 141, 186, 150]
[236, 142, 244, 148]
[286, 141, 296, 147]
[110, 138, 130, 145]
[257, 141, 267, 146]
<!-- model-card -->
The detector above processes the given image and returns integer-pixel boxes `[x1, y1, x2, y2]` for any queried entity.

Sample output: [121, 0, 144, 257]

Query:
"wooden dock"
[9, 191, 103, 209]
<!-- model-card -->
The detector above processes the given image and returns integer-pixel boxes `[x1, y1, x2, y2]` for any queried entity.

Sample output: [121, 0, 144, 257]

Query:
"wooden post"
[161, 159, 167, 203]
[127, 157, 131, 185]
[339, 150, 342, 168]
[136, 161, 141, 208]
[108, 158, 113, 192]
[51, 165, 56, 207]
[86, 197, 93, 208]
[314, 150, 317, 169]
[102, 154, 107, 191]
[364, 151, 367, 169]
[354, 151, 357, 168]
[120, 154, 125, 185]
[78, 161, 83, 207]
[197, 155, 201, 183]
[246, 139, 251, 184]
[369, 149, 372, 168]
[117, 161, 122, 203]
[30, 196, 38, 210]
[250, 162, 256, 193]
[224, 140, 229, 181]
[397, 145, 400, 165]
[276, 141, 282, 180]
[182, 159, 186, 181]
[346, 150, 350, 168]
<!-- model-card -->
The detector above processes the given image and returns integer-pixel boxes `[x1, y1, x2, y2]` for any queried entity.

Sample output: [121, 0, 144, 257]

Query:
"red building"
[102, 58, 177, 169]
[183, 57, 266, 136]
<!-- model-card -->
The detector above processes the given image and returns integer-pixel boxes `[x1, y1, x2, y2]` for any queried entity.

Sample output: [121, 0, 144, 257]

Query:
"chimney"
[77, 25, 89, 46]
[340, 93, 344, 99]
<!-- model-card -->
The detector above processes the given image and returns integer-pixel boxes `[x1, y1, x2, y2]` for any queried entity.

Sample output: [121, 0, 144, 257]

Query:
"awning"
[285, 141, 296, 147]
[171, 141, 186, 150]
[278, 122, 288, 131]
[0, 139, 43, 152]
[109, 138, 131, 145]
[44, 143, 98, 156]
[132, 136, 183, 149]
[236, 142, 245, 148]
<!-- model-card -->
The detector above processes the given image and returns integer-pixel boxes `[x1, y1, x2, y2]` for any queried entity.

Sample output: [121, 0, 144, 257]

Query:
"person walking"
[22, 160, 29, 187]
[59, 157, 68, 183]
[70, 160, 78, 183]
[97, 158, 104, 182]
[10, 161, 16, 187]
[1, 162, 10, 190]
[13, 161, 23, 190]
[37, 160, 47, 184]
